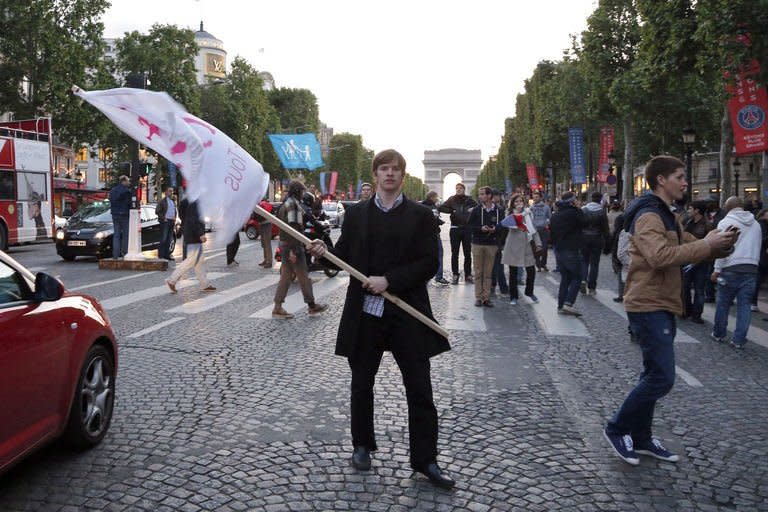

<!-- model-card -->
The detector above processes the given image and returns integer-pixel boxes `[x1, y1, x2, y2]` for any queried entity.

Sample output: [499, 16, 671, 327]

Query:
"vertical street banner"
[318, 171, 328, 195]
[568, 127, 587, 184]
[504, 177, 513, 195]
[267, 133, 325, 170]
[526, 163, 540, 190]
[597, 126, 615, 183]
[727, 60, 768, 155]
[329, 171, 338, 196]
[168, 161, 177, 188]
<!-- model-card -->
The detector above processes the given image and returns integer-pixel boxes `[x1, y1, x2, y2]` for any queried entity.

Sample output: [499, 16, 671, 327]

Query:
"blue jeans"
[683, 263, 708, 318]
[580, 234, 603, 290]
[158, 221, 174, 259]
[491, 248, 508, 293]
[606, 311, 676, 443]
[555, 248, 582, 308]
[112, 214, 129, 258]
[713, 271, 757, 345]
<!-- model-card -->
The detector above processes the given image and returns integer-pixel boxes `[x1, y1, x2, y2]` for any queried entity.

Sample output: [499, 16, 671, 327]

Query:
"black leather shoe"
[416, 463, 455, 489]
[351, 446, 371, 471]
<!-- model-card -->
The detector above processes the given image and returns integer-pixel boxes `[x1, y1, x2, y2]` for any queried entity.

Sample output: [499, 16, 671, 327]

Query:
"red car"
[0, 250, 117, 475]
[244, 202, 281, 240]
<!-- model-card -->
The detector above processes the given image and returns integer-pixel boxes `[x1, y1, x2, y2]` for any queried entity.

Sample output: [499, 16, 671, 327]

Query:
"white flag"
[72, 86, 269, 246]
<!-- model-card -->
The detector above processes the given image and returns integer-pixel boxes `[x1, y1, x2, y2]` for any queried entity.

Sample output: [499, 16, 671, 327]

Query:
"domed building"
[194, 21, 227, 85]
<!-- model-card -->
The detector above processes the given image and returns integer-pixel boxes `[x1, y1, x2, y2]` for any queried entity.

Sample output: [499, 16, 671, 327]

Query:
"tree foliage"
[0, 0, 111, 144]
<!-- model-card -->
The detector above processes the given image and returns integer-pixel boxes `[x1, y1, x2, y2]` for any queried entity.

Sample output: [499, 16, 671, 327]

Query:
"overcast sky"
[102, 0, 597, 183]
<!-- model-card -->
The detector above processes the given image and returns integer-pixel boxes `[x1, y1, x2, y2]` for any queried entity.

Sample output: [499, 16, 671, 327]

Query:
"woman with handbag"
[501, 194, 542, 305]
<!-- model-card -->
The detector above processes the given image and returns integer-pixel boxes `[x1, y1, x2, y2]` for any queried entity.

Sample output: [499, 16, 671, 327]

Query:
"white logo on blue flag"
[268, 133, 324, 170]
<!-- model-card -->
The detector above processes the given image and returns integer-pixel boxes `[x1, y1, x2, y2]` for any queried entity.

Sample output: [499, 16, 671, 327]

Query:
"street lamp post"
[74, 170, 83, 208]
[733, 157, 741, 197]
[682, 123, 696, 193]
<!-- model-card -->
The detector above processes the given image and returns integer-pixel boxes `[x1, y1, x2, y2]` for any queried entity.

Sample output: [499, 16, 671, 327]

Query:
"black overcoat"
[329, 197, 450, 359]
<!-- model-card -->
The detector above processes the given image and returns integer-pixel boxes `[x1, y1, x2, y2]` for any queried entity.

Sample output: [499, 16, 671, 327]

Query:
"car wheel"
[60, 252, 76, 262]
[64, 345, 115, 449]
[245, 226, 258, 240]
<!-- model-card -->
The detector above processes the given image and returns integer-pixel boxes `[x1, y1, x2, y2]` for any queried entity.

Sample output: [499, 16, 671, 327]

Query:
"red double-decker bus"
[0, 118, 55, 250]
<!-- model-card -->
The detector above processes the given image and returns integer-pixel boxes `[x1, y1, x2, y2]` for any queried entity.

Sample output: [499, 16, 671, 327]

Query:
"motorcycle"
[274, 215, 339, 278]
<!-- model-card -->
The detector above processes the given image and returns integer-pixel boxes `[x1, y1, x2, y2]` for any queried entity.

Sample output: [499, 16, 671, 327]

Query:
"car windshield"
[69, 201, 112, 223]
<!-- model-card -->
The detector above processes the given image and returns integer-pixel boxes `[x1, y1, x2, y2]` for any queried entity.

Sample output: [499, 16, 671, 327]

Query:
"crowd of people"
[138, 149, 767, 483]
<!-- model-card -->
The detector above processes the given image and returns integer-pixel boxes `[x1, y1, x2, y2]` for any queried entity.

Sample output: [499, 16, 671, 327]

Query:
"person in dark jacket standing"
[109, 175, 131, 259]
[439, 183, 478, 284]
[580, 191, 610, 294]
[467, 186, 504, 306]
[530, 191, 552, 271]
[682, 201, 713, 323]
[313, 149, 455, 489]
[165, 200, 216, 293]
[421, 191, 449, 284]
[549, 191, 586, 315]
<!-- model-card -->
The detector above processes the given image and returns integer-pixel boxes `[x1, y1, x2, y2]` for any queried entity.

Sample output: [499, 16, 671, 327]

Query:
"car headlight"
[94, 230, 112, 240]
[55, 229, 65, 240]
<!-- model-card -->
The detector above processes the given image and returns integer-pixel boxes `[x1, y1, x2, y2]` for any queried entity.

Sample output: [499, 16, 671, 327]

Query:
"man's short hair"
[479, 186, 492, 196]
[372, 149, 406, 173]
[119, 175, 129, 184]
[533, 191, 542, 198]
[724, 196, 744, 212]
[426, 190, 439, 200]
[591, 192, 603, 203]
[561, 191, 575, 201]
[360, 182, 372, 190]
[645, 155, 685, 190]
[455, 183, 466, 190]
[287, 180, 305, 198]
[690, 200, 708, 215]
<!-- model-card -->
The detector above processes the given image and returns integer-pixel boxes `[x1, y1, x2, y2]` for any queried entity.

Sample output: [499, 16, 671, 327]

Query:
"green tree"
[268, 87, 320, 133]
[0, 0, 111, 144]
[115, 24, 200, 113]
[327, 133, 365, 195]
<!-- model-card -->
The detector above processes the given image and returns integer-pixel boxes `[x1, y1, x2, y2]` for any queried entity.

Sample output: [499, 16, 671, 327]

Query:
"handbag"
[530, 239, 543, 257]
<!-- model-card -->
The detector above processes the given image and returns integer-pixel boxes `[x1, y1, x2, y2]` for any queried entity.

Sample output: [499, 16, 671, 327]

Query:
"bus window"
[0, 171, 14, 200]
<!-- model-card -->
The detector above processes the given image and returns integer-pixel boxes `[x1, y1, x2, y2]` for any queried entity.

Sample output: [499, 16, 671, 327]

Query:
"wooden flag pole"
[253, 204, 449, 339]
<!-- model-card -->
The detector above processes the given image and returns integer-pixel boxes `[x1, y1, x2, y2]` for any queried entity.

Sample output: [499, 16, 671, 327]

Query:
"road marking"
[250, 276, 347, 318]
[701, 303, 768, 349]
[531, 285, 591, 337]
[100, 272, 231, 310]
[674, 365, 703, 387]
[168, 274, 281, 314]
[69, 271, 158, 292]
[443, 282, 487, 332]
[127, 317, 184, 338]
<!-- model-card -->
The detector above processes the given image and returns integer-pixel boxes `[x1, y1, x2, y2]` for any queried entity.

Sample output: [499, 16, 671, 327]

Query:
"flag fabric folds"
[267, 133, 324, 170]
[72, 86, 269, 247]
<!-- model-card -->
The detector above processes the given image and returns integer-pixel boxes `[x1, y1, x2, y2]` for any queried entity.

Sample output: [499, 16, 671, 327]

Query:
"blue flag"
[568, 128, 587, 185]
[268, 133, 324, 170]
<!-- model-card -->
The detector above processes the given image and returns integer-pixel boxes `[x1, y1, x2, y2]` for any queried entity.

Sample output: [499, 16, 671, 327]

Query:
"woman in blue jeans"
[603, 156, 736, 465]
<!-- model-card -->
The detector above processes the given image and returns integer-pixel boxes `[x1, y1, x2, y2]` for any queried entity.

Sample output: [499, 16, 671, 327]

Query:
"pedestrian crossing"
[701, 302, 768, 349]
[249, 276, 348, 318]
[100, 272, 232, 310]
[443, 282, 487, 332]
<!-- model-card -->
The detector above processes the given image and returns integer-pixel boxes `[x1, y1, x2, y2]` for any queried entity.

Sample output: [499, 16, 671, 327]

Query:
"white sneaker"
[751, 305, 760, 312]
[561, 304, 582, 316]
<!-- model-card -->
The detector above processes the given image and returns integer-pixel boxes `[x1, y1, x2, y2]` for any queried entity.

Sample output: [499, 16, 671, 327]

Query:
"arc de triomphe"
[423, 148, 483, 196]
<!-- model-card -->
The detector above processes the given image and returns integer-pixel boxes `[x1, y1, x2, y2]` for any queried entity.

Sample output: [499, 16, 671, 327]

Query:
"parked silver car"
[322, 201, 345, 228]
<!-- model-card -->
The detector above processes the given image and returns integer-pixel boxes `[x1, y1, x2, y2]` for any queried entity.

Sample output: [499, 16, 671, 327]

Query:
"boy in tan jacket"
[603, 155, 736, 465]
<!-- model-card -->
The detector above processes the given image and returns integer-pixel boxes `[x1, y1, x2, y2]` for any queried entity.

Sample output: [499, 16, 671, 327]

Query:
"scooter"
[274, 217, 339, 278]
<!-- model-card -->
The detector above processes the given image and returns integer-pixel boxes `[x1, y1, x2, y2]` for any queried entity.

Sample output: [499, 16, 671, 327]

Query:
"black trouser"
[535, 229, 550, 269]
[449, 226, 472, 277]
[510, 265, 535, 299]
[226, 232, 240, 264]
[350, 309, 439, 469]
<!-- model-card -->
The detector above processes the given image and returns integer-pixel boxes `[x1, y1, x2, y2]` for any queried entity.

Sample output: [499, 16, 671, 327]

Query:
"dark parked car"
[0, 249, 118, 475]
[55, 201, 174, 261]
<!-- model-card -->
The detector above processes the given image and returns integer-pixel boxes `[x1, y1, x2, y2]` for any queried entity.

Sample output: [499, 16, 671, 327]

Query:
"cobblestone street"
[1, 238, 767, 511]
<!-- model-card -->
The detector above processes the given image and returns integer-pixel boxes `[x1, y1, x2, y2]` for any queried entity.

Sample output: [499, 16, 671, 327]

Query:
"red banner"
[727, 60, 768, 155]
[597, 127, 615, 183]
[526, 163, 540, 190]
[329, 171, 338, 196]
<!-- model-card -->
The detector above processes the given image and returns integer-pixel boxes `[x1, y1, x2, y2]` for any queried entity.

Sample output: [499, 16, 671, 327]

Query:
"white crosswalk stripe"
[127, 317, 184, 338]
[442, 283, 487, 332]
[701, 303, 768, 349]
[167, 274, 280, 314]
[100, 272, 231, 310]
[531, 285, 590, 337]
[250, 276, 347, 318]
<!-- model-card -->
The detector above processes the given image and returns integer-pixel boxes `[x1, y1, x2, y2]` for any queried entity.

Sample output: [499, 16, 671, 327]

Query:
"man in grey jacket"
[580, 191, 610, 294]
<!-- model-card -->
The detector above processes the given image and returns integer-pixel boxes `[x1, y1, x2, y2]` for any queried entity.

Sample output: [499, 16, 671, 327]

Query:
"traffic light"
[143, 162, 152, 175]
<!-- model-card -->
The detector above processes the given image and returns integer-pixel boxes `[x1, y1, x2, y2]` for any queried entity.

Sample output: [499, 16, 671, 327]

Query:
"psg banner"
[267, 133, 324, 170]
[568, 127, 587, 184]
[597, 127, 615, 183]
[526, 163, 540, 190]
[727, 60, 768, 155]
